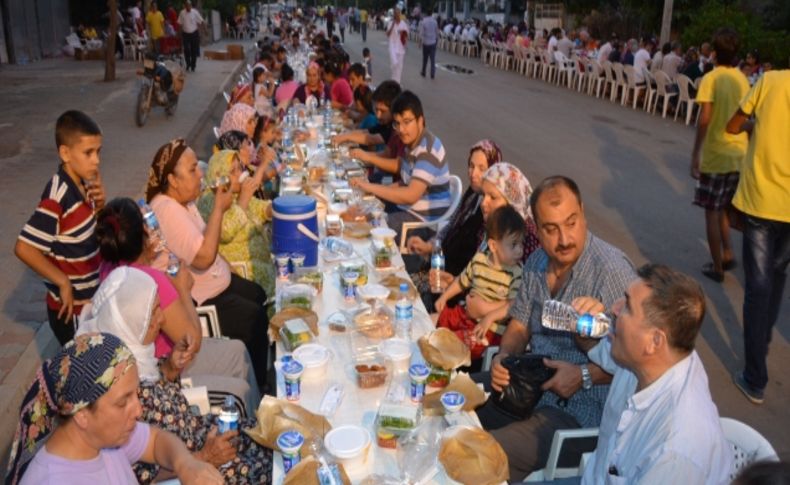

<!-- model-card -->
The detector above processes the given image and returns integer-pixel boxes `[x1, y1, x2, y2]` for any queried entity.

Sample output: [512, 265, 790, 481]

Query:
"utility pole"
[659, 0, 673, 46]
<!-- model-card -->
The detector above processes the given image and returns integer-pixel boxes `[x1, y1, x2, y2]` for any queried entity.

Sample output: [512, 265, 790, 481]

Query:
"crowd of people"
[7, 7, 789, 485]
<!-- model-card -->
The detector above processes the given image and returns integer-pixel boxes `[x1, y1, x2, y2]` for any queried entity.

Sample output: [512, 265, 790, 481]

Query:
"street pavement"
[340, 27, 789, 459]
[0, 25, 787, 470]
[0, 38, 255, 467]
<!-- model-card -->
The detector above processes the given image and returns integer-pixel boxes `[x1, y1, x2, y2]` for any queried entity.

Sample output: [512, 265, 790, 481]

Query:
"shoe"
[701, 263, 724, 283]
[723, 259, 737, 271]
[420, 71, 425, 77]
[733, 371, 764, 404]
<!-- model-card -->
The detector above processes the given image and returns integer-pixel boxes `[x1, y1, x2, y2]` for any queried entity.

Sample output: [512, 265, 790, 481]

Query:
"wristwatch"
[580, 364, 593, 390]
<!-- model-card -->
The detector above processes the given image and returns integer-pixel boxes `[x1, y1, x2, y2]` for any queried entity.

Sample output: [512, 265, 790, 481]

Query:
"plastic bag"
[491, 353, 555, 420]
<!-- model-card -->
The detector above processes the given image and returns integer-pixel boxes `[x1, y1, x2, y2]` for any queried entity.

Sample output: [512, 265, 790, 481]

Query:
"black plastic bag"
[491, 354, 556, 420]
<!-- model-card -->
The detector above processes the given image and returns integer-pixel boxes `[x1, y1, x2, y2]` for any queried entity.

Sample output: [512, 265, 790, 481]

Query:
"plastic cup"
[277, 430, 304, 474]
[282, 360, 304, 401]
[342, 271, 359, 301]
[441, 391, 466, 414]
[290, 252, 306, 270]
[275, 254, 291, 280]
[409, 363, 430, 403]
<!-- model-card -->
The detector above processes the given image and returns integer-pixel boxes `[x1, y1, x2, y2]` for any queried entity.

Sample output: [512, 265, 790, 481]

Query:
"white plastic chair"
[213, 126, 221, 140]
[675, 74, 698, 125]
[610, 62, 627, 103]
[721, 417, 779, 481]
[653, 70, 677, 118]
[642, 68, 658, 112]
[622, 65, 645, 109]
[587, 60, 605, 98]
[196, 305, 221, 337]
[399, 175, 463, 254]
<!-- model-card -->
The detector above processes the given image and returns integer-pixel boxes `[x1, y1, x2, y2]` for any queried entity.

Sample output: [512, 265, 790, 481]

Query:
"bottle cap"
[400, 283, 408, 292]
[223, 395, 234, 407]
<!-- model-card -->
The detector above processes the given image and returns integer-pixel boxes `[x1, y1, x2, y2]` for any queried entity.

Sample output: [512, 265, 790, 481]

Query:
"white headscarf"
[78, 266, 160, 382]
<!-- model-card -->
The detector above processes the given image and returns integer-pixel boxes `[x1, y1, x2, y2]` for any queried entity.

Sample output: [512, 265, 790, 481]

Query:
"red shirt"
[330, 77, 354, 107]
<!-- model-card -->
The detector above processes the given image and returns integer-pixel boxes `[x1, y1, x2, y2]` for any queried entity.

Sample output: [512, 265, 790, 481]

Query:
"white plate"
[357, 284, 390, 301]
[370, 227, 397, 241]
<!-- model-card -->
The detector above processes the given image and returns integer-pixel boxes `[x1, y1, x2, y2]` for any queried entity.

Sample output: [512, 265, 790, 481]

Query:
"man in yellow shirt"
[146, 3, 165, 54]
[689, 27, 749, 282]
[725, 70, 790, 405]
[360, 9, 369, 42]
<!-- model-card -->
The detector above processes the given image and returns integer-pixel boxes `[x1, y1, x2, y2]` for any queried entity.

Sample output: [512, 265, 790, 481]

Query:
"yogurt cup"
[324, 425, 371, 477]
[409, 363, 430, 403]
[277, 430, 304, 474]
[292, 343, 331, 381]
[379, 338, 412, 373]
[282, 360, 304, 401]
[275, 253, 291, 280]
[441, 391, 466, 414]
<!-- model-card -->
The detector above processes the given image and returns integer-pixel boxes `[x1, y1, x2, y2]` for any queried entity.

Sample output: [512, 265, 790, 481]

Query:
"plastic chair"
[652, 70, 677, 118]
[721, 417, 779, 481]
[196, 305, 222, 337]
[541, 49, 556, 83]
[587, 60, 605, 98]
[118, 31, 136, 60]
[610, 63, 626, 103]
[399, 175, 463, 254]
[554, 51, 574, 88]
[642, 68, 658, 112]
[675, 74, 698, 125]
[622, 65, 645, 108]
[602, 61, 615, 100]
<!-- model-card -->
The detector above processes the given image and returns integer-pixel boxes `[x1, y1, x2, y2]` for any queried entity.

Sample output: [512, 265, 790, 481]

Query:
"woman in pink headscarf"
[292, 61, 331, 106]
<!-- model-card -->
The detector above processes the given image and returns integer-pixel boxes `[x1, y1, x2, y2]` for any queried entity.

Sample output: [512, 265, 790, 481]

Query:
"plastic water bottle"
[137, 199, 180, 276]
[541, 300, 611, 338]
[217, 395, 239, 434]
[395, 283, 413, 339]
[430, 242, 445, 293]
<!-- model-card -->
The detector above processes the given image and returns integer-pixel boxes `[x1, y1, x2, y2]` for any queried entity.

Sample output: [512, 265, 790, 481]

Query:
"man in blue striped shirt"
[349, 91, 451, 242]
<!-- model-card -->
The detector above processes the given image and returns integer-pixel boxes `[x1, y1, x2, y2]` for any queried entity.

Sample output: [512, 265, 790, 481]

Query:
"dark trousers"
[182, 31, 200, 70]
[201, 274, 270, 390]
[339, 27, 345, 43]
[361, 22, 367, 42]
[421, 43, 437, 78]
[47, 308, 78, 345]
[472, 372, 597, 481]
[742, 214, 790, 390]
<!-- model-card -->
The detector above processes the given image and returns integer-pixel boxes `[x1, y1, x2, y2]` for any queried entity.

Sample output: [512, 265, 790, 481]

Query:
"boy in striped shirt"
[435, 205, 525, 360]
[15, 111, 105, 344]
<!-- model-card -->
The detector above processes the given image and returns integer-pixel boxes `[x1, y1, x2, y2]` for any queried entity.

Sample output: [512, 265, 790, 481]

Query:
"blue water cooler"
[272, 195, 319, 266]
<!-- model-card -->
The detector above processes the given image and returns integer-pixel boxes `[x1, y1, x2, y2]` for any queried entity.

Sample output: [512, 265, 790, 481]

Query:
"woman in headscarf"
[78, 267, 272, 484]
[144, 139, 270, 392]
[293, 61, 331, 106]
[7, 332, 222, 485]
[219, 102, 257, 138]
[197, 149, 275, 298]
[407, 140, 503, 311]
[227, 82, 254, 109]
[95, 197, 260, 414]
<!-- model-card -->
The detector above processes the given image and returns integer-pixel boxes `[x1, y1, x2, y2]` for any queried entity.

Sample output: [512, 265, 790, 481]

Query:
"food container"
[324, 425, 372, 476]
[339, 260, 368, 287]
[282, 360, 304, 401]
[375, 403, 420, 449]
[277, 430, 304, 474]
[326, 311, 350, 333]
[356, 283, 390, 303]
[349, 306, 395, 359]
[427, 365, 451, 389]
[354, 356, 390, 389]
[371, 227, 397, 246]
[279, 318, 314, 351]
[409, 364, 430, 403]
[379, 338, 412, 374]
[441, 391, 466, 414]
[282, 175, 302, 188]
[325, 213, 343, 236]
[292, 267, 323, 293]
[279, 283, 316, 311]
[372, 240, 393, 269]
[292, 343, 331, 381]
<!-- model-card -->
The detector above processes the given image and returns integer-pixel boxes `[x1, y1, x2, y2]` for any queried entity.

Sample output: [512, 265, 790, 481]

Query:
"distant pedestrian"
[359, 8, 368, 42]
[178, 0, 204, 71]
[419, 9, 439, 79]
[387, 8, 409, 83]
[363, 47, 372, 79]
[15, 111, 106, 345]
[145, 2, 165, 54]
[338, 9, 348, 43]
[325, 7, 335, 37]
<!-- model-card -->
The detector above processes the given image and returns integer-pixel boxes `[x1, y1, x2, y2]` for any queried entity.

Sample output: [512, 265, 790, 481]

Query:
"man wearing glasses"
[350, 91, 450, 242]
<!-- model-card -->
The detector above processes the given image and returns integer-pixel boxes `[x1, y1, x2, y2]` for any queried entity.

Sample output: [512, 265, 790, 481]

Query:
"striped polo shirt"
[458, 251, 523, 303]
[18, 166, 101, 312]
[397, 129, 451, 219]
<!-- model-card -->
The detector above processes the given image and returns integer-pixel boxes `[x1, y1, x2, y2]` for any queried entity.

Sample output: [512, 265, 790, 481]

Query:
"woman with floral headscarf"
[407, 140, 503, 311]
[77, 267, 272, 484]
[219, 102, 257, 138]
[7, 332, 222, 485]
[144, 139, 270, 391]
[293, 61, 331, 106]
[197, 149, 275, 298]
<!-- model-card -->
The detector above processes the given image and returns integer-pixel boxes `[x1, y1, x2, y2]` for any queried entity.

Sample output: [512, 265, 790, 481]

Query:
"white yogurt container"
[292, 343, 331, 381]
[324, 425, 371, 477]
[379, 338, 412, 373]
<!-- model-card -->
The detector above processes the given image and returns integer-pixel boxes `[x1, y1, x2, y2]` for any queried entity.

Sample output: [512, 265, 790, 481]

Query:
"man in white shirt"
[178, 1, 204, 71]
[597, 35, 615, 65]
[582, 264, 733, 484]
[419, 9, 439, 79]
[633, 39, 652, 83]
[662, 42, 684, 80]
[387, 8, 409, 83]
[557, 30, 573, 57]
[443, 22, 454, 35]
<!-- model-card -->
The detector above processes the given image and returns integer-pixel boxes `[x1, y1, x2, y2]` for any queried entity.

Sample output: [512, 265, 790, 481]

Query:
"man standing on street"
[726, 69, 790, 405]
[146, 3, 165, 54]
[178, 1, 204, 72]
[338, 9, 348, 43]
[419, 9, 439, 79]
[359, 8, 368, 42]
[387, 8, 409, 83]
[582, 264, 733, 484]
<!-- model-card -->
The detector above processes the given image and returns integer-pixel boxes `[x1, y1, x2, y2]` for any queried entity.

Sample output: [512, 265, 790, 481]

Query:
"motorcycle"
[135, 53, 185, 127]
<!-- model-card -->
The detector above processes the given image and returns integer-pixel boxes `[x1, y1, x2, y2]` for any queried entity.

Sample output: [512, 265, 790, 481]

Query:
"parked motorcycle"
[135, 53, 185, 127]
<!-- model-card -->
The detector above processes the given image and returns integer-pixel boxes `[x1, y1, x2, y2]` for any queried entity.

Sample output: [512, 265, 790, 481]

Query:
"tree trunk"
[104, 0, 118, 82]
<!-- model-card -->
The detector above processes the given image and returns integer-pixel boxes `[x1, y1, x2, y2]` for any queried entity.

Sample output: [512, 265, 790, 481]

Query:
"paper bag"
[422, 373, 487, 416]
[438, 427, 509, 485]
[418, 328, 471, 370]
[283, 455, 352, 485]
[243, 396, 331, 457]
[269, 307, 319, 342]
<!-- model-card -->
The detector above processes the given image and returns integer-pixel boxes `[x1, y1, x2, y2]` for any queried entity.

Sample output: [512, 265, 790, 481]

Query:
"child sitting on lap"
[435, 205, 524, 360]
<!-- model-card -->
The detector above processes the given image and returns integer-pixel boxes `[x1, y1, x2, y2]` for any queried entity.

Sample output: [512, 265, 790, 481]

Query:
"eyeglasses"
[393, 117, 417, 130]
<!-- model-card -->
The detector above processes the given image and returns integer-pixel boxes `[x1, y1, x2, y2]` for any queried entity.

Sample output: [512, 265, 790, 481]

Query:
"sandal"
[723, 260, 738, 271]
[701, 263, 724, 283]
